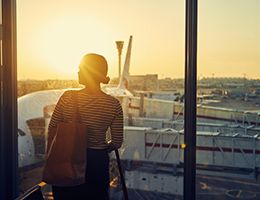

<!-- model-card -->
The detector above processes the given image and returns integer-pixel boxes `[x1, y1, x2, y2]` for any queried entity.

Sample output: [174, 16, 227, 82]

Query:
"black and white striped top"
[48, 90, 123, 149]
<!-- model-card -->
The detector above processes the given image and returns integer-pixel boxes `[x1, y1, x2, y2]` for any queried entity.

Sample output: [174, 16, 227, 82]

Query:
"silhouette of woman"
[48, 53, 124, 199]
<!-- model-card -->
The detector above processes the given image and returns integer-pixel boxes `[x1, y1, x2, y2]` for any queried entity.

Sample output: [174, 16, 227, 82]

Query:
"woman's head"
[78, 53, 110, 85]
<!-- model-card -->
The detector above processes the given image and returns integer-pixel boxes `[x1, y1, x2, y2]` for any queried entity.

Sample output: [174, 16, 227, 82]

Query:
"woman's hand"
[107, 141, 117, 153]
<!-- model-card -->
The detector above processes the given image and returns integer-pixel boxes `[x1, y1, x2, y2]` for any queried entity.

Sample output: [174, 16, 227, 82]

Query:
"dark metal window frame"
[184, 0, 197, 200]
[0, 0, 18, 199]
[0, 0, 197, 199]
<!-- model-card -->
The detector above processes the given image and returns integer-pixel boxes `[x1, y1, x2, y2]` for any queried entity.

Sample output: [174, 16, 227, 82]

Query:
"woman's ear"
[101, 76, 110, 84]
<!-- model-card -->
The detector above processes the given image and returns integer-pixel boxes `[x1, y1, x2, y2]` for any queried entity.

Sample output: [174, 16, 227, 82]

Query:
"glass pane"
[17, 1, 185, 199]
[197, 1, 260, 199]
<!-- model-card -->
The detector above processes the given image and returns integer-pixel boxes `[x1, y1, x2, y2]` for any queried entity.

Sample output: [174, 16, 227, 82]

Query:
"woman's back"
[49, 90, 123, 149]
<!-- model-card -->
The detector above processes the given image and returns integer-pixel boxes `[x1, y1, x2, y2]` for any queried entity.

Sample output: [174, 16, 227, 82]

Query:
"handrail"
[115, 149, 129, 200]
[15, 182, 46, 200]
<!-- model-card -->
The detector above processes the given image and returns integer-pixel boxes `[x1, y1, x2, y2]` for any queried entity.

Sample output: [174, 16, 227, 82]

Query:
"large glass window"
[196, 1, 260, 199]
[17, 1, 186, 199]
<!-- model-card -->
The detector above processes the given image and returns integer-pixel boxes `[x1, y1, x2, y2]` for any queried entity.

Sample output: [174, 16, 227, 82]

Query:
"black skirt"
[52, 148, 109, 200]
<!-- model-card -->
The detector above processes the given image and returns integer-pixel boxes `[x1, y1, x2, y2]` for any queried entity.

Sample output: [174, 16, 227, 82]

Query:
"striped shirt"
[48, 90, 123, 149]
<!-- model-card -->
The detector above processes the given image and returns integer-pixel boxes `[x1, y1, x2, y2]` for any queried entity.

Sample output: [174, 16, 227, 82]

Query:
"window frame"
[0, 0, 198, 199]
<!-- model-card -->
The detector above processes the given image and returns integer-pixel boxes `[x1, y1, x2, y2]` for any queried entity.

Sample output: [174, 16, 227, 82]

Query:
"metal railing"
[15, 182, 46, 200]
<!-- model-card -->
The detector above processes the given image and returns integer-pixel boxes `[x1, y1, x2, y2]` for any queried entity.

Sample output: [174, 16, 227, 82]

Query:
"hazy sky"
[17, 0, 260, 80]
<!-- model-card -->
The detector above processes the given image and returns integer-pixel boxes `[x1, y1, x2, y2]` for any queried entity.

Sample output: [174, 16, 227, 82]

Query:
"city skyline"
[17, 0, 260, 80]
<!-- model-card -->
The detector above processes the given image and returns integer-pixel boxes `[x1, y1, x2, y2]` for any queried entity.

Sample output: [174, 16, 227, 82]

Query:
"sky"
[16, 0, 260, 80]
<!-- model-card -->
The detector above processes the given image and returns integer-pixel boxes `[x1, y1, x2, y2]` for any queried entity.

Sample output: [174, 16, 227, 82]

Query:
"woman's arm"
[46, 93, 65, 153]
[109, 100, 124, 151]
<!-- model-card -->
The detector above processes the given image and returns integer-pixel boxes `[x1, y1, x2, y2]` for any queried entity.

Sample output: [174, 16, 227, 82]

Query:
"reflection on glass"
[17, 1, 185, 199]
[196, 1, 260, 200]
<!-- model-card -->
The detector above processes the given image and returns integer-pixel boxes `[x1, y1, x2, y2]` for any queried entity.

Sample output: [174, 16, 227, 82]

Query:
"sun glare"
[24, 15, 120, 79]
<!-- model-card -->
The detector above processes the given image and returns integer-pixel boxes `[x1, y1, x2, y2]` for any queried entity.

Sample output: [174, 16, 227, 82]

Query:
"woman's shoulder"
[102, 93, 121, 104]
[61, 89, 73, 97]
[59, 90, 77, 100]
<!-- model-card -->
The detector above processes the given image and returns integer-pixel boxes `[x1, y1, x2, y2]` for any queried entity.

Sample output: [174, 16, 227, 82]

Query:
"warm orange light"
[18, 15, 118, 80]
[181, 143, 186, 149]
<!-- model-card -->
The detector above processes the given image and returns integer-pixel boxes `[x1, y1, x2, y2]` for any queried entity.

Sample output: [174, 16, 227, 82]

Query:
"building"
[128, 74, 159, 91]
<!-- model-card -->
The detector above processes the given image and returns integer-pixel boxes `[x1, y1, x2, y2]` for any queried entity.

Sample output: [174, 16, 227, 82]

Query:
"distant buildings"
[128, 74, 159, 91]
[18, 80, 80, 97]
[18, 76, 260, 100]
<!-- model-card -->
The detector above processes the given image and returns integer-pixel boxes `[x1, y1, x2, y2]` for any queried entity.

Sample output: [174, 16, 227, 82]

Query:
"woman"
[47, 53, 124, 199]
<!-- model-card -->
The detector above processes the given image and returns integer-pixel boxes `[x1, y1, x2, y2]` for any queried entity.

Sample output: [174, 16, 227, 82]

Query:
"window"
[17, 1, 186, 199]
[196, 1, 260, 199]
